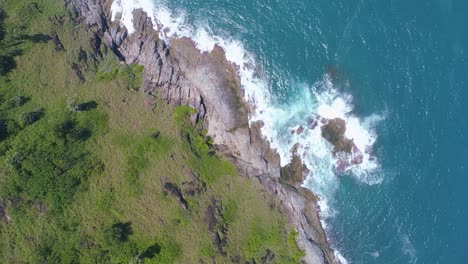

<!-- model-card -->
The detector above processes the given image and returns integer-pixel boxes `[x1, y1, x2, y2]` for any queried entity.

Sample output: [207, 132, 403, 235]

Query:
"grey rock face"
[69, 1, 338, 263]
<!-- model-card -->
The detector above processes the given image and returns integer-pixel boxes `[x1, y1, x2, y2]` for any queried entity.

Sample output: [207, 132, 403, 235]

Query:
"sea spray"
[111, 0, 156, 34]
[110, 1, 383, 262]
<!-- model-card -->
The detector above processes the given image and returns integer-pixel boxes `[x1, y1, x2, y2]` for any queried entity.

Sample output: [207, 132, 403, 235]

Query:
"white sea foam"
[110, 1, 384, 263]
[334, 250, 349, 264]
[111, 0, 156, 34]
[401, 234, 418, 264]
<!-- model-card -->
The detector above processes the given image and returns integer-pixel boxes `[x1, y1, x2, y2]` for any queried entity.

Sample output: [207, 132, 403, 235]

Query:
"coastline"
[69, 0, 338, 263]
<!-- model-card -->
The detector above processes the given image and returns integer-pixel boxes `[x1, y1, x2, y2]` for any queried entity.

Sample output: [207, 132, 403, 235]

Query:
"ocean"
[111, 0, 468, 263]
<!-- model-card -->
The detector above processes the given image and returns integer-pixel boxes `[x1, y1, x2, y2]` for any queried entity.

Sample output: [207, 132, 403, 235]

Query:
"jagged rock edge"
[67, 0, 338, 263]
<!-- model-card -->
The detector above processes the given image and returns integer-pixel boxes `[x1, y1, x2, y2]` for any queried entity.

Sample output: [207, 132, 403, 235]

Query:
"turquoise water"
[150, 0, 468, 263]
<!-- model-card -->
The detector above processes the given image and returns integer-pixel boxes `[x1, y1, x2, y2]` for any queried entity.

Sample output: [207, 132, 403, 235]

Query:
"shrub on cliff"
[19, 108, 43, 126]
[1, 111, 103, 210]
[99, 222, 139, 262]
[96, 57, 144, 91]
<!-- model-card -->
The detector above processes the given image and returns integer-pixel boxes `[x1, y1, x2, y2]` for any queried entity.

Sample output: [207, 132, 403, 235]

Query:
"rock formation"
[321, 118, 364, 173]
[68, 0, 338, 263]
[321, 118, 353, 154]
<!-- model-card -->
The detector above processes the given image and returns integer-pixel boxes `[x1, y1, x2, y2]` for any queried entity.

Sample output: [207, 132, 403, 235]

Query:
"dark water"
[157, 0, 468, 263]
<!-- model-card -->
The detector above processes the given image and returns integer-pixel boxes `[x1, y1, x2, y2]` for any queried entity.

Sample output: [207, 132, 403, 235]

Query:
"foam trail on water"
[110, 1, 384, 263]
[335, 251, 349, 264]
[401, 234, 418, 264]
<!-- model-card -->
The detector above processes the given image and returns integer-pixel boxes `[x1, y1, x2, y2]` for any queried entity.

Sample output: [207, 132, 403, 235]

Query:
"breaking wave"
[110, 1, 384, 262]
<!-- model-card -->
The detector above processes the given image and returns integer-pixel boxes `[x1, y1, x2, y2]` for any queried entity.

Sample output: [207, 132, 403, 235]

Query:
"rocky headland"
[68, 0, 338, 263]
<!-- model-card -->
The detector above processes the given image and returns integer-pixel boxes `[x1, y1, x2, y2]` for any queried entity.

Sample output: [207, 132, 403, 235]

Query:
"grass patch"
[221, 198, 238, 225]
[288, 230, 306, 262]
[115, 132, 174, 194]
[174, 105, 236, 184]
[96, 56, 144, 91]
[0, 1, 305, 263]
[244, 218, 282, 259]
[150, 239, 181, 264]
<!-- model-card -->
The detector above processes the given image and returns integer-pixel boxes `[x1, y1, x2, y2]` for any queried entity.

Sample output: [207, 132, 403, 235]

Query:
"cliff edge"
[68, 0, 338, 263]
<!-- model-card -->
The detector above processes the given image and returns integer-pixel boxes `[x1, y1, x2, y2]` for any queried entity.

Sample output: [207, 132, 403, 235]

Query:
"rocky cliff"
[68, 0, 338, 263]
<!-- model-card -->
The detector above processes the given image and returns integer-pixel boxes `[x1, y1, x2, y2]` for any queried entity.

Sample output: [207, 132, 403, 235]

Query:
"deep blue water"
[159, 0, 468, 263]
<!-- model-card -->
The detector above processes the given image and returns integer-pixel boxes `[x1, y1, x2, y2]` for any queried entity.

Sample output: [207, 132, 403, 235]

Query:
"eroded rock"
[321, 118, 354, 154]
[297, 125, 304, 135]
[204, 198, 228, 255]
[280, 154, 304, 188]
[163, 182, 189, 210]
[261, 249, 275, 264]
[52, 33, 65, 51]
[321, 118, 364, 173]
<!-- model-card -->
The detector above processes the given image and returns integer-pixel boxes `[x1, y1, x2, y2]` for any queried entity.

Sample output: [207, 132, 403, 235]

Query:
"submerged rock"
[297, 125, 304, 135]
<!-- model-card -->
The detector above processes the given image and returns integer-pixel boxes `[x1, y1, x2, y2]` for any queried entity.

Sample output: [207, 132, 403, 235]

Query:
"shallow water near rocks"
[113, 0, 468, 263]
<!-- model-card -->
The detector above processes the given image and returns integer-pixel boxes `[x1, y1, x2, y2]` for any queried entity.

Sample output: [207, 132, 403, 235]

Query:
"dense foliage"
[2, 113, 101, 210]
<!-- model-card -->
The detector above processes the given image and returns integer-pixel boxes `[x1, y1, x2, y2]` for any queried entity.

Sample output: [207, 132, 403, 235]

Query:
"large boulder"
[321, 118, 355, 154]
[321, 118, 364, 172]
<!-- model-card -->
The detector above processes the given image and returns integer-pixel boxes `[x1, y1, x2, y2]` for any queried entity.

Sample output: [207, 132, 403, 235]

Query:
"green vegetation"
[1, 111, 103, 210]
[96, 56, 144, 91]
[120, 132, 173, 194]
[174, 105, 236, 184]
[288, 230, 307, 262]
[0, 1, 304, 263]
[221, 198, 238, 225]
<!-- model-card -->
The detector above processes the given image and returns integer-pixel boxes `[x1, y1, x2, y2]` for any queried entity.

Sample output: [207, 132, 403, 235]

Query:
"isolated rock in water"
[307, 117, 319, 130]
[297, 125, 304, 135]
[321, 118, 354, 154]
[321, 118, 366, 173]
[351, 145, 364, 165]
[335, 152, 351, 174]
